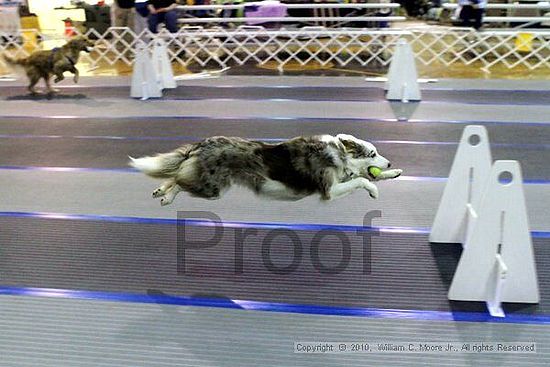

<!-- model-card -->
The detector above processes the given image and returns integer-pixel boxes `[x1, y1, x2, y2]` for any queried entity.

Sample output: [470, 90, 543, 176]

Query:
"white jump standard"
[385, 39, 421, 103]
[430, 125, 539, 318]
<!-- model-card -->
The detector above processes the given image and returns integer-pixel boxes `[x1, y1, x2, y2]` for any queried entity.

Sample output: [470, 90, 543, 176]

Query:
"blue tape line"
[75, 95, 550, 106]
[0, 211, 428, 233]
[0, 114, 549, 126]
[6, 84, 550, 93]
[532, 231, 550, 239]
[405, 118, 549, 126]
[5, 84, 550, 106]
[0, 211, 548, 238]
[0, 286, 547, 324]
[155, 97, 550, 107]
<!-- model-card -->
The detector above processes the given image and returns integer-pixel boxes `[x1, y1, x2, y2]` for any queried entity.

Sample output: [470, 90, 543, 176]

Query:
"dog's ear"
[336, 134, 361, 154]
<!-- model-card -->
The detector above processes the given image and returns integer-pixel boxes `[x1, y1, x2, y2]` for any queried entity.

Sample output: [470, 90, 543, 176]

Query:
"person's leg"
[119, 9, 135, 54]
[136, 2, 149, 18]
[164, 9, 178, 33]
[157, 12, 167, 31]
[473, 8, 484, 30]
[126, 8, 135, 31]
[148, 12, 160, 33]
[134, 3, 149, 34]
[113, 3, 125, 27]
[459, 5, 473, 27]
[111, 2, 119, 27]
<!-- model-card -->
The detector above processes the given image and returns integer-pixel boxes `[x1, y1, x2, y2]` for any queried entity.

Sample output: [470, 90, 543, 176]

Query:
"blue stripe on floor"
[0, 286, 547, 324]
[4, 84, 550, 106]
[0, 115, 549, 126]
[1, 166, 549, 185]
[0, 211, 549, 238]
[116, 96, 550, 106]
[0, 210, 429, 234]
[4, 83, 550, 93]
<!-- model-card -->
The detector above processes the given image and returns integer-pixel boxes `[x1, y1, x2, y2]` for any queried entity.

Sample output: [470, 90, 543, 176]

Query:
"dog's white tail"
[129, 152, 186, 178]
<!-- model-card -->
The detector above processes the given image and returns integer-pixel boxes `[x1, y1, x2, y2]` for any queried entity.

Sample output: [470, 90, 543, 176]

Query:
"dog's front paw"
[73, 75, 79, 83]
[364, 181, 379, 199]
[369, 187, 379, 199]
[152, 188, 165, 198]
[385, 168, 403, 179]
[160, 196, 173, 206]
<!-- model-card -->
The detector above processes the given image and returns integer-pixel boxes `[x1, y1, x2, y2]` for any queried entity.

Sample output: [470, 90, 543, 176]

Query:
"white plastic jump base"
[130, 45, 162, 100]
[430, 126, 539, 317]
[385, 39, 421, 102]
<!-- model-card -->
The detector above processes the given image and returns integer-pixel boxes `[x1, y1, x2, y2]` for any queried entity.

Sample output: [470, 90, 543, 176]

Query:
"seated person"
[458, 0, 486, 30]
[147, 0, 178, 33]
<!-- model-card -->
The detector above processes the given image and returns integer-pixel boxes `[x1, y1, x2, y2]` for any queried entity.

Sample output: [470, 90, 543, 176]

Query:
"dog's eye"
[369, 152, 377, 158]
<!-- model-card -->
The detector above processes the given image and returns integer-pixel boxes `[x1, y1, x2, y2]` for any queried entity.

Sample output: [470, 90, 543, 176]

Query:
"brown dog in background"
[2, 36, 94, 94]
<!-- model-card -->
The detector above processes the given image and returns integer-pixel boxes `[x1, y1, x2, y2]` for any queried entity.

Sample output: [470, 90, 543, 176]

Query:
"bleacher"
[443, 1, 550, 28]
[176, 1, 405, 28]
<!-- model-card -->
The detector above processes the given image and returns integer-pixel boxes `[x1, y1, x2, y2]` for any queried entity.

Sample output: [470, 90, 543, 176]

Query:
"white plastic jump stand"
[385, 39, 421, 102]
[152, 38, 176, 90]
[130, 44, 162, 100]
[430, 125, 492, 244]
[448, 161, 539, 317]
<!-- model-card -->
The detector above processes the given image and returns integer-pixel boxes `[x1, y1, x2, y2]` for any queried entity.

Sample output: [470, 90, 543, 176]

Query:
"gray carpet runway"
[0, 137, 549, 179]
[1, 95, 550, 123]
[1, 216, 549, 315]
[2, 296, 549, 367]
[1, 116, 549, 144]
[0, 117, 548, 178]
[0, 76, 549, 366]
[2, 169, 549, 231]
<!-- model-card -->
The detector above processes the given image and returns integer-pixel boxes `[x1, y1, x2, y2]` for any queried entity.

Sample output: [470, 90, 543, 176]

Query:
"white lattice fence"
[410, 28, 550, 71]
[1, 27, 550, 72]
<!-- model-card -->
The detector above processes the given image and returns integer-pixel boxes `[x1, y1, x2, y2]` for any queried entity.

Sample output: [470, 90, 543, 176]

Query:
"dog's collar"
[49, 48, 77, 67]
[64, 54, 77, 66]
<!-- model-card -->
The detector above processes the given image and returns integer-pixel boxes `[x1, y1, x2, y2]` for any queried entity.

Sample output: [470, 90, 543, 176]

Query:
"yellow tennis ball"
[368, 166, 382, 178]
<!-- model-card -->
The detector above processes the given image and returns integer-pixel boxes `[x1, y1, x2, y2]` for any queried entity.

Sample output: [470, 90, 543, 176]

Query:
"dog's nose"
[387, 162, 392, 168]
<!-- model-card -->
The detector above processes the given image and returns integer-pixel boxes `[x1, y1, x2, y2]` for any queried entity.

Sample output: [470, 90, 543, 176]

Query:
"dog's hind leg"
[152, 179, 175, 198]
[44, 76, 59, 94]
[28, 74, 41, 94]
[160, 184, 182, 206]
[327, 178, 378, 200]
